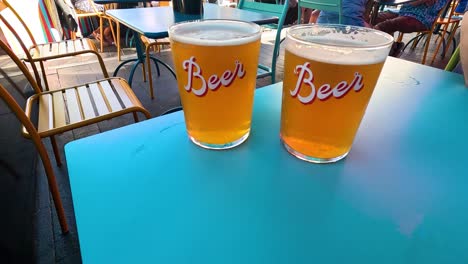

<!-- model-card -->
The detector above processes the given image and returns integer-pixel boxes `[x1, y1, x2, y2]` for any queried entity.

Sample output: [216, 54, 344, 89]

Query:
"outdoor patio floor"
[0, 28, 458, 263]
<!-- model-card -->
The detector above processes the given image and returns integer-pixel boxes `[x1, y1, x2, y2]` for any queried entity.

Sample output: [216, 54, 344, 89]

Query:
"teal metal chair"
[445, 46, 460, 72]
[297, 0, 342, 24]
[238, 0, 288, 83]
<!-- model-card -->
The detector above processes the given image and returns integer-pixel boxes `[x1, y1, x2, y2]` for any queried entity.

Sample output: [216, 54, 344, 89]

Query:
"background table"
[106, 3, 279, 86]
[66, 57, 468, 263]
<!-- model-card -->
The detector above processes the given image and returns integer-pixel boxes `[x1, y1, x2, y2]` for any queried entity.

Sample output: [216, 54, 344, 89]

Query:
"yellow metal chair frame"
[0, 0, 109, 91]
[0, 81, 69, 234]
[399, 0, 459, 65]
[0, 38, 150, 170]
[140, 35, 170, 99]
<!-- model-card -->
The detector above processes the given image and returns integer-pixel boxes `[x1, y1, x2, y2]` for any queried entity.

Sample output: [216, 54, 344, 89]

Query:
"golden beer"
[280, 25, 393, 163]
[169, 20, 261, 149]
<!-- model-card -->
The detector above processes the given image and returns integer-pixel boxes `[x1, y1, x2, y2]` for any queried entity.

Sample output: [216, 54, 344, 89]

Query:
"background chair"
[0, 0, 108, 91]
[74, 0, 122, 60]
[297, 0, 342, 24]
[429, 0, 462, 64]
[0, 38, 151, 168]
[238, 0, 288, 84]
[400, 0, 458, 64]
[140, 35, 169, 99]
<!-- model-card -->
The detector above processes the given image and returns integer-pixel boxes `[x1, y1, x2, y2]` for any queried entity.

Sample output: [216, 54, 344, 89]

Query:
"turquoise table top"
[66, 57, 468, 263]
[106, 3, 279, 39]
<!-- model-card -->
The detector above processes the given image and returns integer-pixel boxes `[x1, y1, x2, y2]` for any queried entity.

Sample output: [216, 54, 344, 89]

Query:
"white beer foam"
[169, 20, 261, 46]
[286, 26, 393, 65]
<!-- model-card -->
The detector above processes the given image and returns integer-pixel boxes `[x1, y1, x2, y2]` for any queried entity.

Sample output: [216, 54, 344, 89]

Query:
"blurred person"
[316, 0, 369, 27]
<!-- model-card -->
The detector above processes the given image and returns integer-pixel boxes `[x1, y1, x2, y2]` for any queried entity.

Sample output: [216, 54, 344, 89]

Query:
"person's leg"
[373, 11, 399, 30]
[309, 9, 320, 23]
[375, 15, 427, 36]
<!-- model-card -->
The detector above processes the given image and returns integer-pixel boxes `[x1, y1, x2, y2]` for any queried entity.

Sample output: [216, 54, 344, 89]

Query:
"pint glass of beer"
[169, 20, 261, 149]
[280, 24, 393, 163]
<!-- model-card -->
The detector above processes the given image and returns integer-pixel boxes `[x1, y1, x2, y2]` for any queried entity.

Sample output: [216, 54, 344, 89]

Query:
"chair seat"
[27, 38, 98, 61]
[24, 77, 147, 137]
[140, 35, 170, 46]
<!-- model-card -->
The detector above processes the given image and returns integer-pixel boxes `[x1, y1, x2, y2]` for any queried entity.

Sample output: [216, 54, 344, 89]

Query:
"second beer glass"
[169, 20, 261, 149]
[281, 24, 393, 163]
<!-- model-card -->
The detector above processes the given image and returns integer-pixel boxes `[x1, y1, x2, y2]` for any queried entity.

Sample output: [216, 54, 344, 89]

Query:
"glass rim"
[168, 19, 262, 40]
[286, 24, 394, 50]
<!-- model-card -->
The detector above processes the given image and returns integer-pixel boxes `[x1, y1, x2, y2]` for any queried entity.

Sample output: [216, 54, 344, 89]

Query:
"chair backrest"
[237, 0, 289, 83]
[297, 0, 342, 24]
[238, 0, 287, 20]
[0, 0, 44, 90]
[0, 0, 38, 51]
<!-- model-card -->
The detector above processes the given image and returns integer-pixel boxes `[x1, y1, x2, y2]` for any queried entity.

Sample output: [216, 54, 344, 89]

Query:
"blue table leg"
[113, 30, 176, 87]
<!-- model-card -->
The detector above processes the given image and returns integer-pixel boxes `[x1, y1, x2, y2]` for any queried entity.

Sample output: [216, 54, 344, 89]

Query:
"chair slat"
[66, 40, 75, 53]
[74, 39, 84, 52]
[65, 88, 82, 123]
[58, 41, 67, 54]
[81, 39, 91, 50]
[51, 42, 59, 57]
[99, 81, 122, 112]
[52, 91, 67, 128]
[41, 43, 52, 57]
[77, 85, 96, 120]
[88, 83, 110, 115]
[38, 94, 53, 133]
[110, 79, 132, 108]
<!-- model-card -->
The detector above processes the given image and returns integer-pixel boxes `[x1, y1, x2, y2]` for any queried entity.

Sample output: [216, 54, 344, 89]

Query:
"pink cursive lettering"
[182, 56, 246, 97]
[291, 62, 364, 104]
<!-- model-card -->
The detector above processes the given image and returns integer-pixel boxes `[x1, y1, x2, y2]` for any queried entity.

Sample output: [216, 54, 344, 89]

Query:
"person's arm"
[460, 9, 468, 86]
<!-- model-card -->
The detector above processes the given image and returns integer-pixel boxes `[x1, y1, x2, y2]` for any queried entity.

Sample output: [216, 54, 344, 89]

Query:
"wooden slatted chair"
[0, 39, 151, 169]
[238, 0, 288, 84]
[0, 0, 109, 91]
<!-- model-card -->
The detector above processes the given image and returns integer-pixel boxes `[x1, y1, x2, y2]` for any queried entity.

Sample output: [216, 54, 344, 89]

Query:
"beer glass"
[280, 24, 393, 163]
[169, 20, 262, 149]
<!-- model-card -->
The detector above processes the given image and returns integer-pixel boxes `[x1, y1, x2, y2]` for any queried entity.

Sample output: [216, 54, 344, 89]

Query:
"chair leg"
[40, 149, 69, 234]
[50, 135, 62, 167]
[39, 61, 50, 91]
[430, 24, 449, 64]
[396, 32, 404, 43]
[146, 44, 155, 99]
[421, 32, 433, 65]
[133, 112, 139, 122]
[117, 22, 121, 61]
[142, 57, 147, 82]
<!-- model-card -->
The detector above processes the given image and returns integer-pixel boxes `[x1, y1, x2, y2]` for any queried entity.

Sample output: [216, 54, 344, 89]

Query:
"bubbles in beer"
[286, 25, 393, 65]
